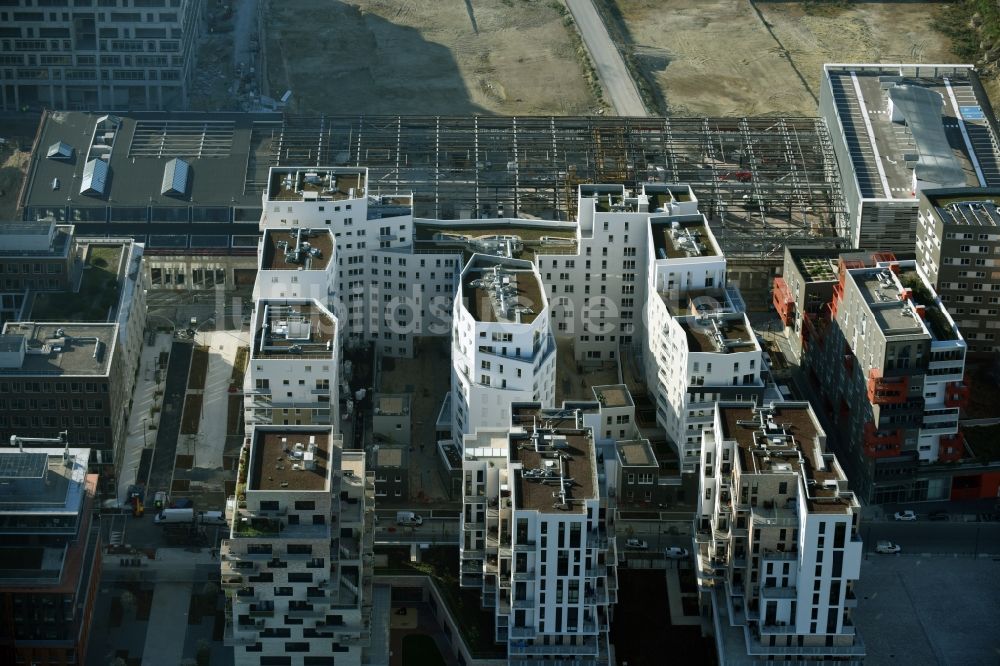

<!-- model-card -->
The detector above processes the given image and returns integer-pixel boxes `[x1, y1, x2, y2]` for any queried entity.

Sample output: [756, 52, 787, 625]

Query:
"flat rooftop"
[0, 323, 116, 376]
[267, 168, 366, 202]
[0, 448, 89, 515]
[261, 228, 333, 271]
[651, 217, 718, 259]
[0, 223, 72, 257]
[462, 261, 543, 325]
[617, 439, 655, 467]
[511, 404, 592, 432]
[824, 65, 1000, 199]
[593, 384, 633, 408]
[854, 271, 925, 335]
[414, 221, 578, 261]
[512, 429, 597, 514]
[926, 192, 1000, 227]
[248, 429, 333, 492]
[645, 185, 695, 212]
[793, 253, 840, 283]
[374, 446, 405, 468]
[252, 301, 336, 360]
[678, 315, 756, 353]
[719, 404, 853, 514]
[375, 394, 409, 416]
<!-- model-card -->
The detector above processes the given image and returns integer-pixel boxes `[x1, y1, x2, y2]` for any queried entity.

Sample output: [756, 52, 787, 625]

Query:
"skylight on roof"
[80, 158, 108, 196]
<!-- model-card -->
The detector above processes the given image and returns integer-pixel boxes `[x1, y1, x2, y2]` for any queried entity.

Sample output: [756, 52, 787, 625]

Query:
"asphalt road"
[147, 341, 193, 495]
[565, 0, 647, 116]
[863, 519, 1000, 556]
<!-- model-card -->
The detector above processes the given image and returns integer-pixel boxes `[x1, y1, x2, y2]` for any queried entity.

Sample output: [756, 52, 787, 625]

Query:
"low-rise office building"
[0, 442, 101, 666]
[221, 426, 375, 666]
[695, 402, 864, 663]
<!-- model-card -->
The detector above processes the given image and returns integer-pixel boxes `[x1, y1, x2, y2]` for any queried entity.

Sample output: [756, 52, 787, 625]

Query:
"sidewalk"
[118, 333, 174, 504]
[142, 582, 192, 666]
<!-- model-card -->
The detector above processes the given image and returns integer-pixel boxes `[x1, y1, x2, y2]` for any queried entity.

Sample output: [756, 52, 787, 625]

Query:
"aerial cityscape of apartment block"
[1, 3, 1000, 664]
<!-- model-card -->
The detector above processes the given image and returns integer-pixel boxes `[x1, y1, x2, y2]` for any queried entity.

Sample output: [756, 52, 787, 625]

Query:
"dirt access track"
[264, 0, 600, 116]
[605, 1, 957, 116]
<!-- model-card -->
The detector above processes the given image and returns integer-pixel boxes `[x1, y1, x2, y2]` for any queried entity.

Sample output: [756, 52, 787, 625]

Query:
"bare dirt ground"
[608, 1, 957, 116]
[0, 115, 42, 220]
[264, 0, 600, 116]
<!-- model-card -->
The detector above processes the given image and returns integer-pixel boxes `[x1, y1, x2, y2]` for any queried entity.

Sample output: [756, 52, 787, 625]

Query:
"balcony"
[760, 585, 797, 600]
[513, 540, 537, 552]
[867, 369, 909, 405]
[944, 381, 970, 409]
[508, 641, 599, 656]
[510, 625, 536, 639]
[772, 277, 795, 326]
[862, 422, 903, 459]
[512, 597, 536, 609]
[937, 432, 965, 463]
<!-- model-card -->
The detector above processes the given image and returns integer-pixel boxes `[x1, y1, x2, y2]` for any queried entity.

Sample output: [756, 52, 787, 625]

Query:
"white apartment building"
[244, 299, 339, 429]
[643, 207, 765, 472]
[450, 255, 556, 445]
[0, 0, 200, 110]
[695, 402, 865, 663]
[459, 404, 618, 664]
[222, 425, 375, 666]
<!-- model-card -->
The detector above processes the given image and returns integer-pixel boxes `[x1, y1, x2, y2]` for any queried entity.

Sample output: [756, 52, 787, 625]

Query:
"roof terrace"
[719, 403, 853, 514]
[462, 260, 543, 325]
[678, 314, 757, 354]
[593, 384, 633, 409]
[261, 228, 333, 271]
[267, 168, 366, 202]
[616, 439, 655, 467]
[252, 301, 336, 360]
[0, 323, 116, 376]
[248, 428, 333, 492]
[511, 427, 597, 514]
[651, 217, 718, 260]
[414, 221, 578, 260]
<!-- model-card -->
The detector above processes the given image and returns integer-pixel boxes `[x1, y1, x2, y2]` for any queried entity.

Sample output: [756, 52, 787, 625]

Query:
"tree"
[119, 590, 136, 619]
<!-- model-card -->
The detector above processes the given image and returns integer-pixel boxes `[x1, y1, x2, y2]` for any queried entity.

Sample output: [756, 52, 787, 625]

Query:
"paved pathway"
[565, 0, 647, 116]
[141, 582, 191, 666]
[192, 329, 249, 469]
[148, 341, 193, 494]
[118, 333, 174, 504]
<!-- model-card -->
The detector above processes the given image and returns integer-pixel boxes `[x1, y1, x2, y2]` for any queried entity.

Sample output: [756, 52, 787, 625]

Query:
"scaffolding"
[242, 115, 848, 258]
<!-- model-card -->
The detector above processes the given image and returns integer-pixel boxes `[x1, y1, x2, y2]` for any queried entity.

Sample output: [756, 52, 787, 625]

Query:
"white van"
[396, 511, 423, 526]
[198, 510, 227, 526]
[153, 508, 195, 524]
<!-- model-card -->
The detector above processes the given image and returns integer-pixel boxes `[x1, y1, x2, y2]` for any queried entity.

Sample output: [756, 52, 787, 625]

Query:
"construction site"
[246, 114, 846, 298]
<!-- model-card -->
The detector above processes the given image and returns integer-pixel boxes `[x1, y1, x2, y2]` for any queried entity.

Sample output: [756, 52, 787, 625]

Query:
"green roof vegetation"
[31, 245, 123, 322]
[898, 271, 957, 341]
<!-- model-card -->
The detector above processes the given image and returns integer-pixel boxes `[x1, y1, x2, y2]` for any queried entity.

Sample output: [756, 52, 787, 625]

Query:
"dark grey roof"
[888, 85, 967, 188]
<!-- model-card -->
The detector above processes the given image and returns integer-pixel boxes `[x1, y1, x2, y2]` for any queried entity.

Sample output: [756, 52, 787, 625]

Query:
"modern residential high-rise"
[819, 63, 1000, 250]
[643, 191, 765, 472]
[460, 403, 618, 664]
[916, 187, 1000, 354]
[450, 254, 556, 445]
[782, 251, 967, 502]
[0, 440, 101, 666]
[221, 425, 375, 666]
[0, 0, 200, 110]
[694, 401, 865, 663]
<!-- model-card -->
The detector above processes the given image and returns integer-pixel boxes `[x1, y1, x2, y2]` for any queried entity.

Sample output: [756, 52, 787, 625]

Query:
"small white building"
[450, 255, 556, 446]
[460, 403, 618, 663]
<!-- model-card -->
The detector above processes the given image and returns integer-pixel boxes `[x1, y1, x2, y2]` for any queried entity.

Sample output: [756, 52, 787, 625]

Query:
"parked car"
[664, 546, 690, 559]
[624, 538, 648, 551]
[170, 498, 193, 509]
[875, 540, 901, 554]
[893, 510, 917, 521]
[928, 510, 949, 521]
